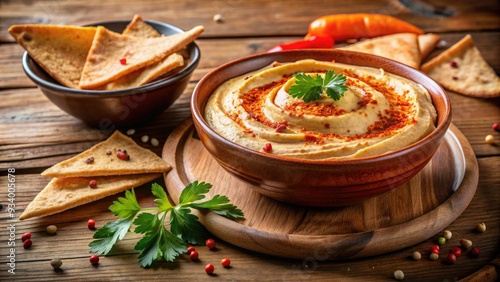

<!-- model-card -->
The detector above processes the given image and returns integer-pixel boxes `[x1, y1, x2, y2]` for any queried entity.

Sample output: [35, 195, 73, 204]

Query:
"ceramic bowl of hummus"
[191, 49, 451, 207]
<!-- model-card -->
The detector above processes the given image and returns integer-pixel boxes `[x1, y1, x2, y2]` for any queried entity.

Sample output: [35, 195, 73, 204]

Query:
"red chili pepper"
[267, 35, 334, 53]
[306, 13, 424, 41]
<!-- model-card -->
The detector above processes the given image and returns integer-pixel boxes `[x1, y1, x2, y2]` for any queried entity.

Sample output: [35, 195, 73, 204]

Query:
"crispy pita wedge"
[19, 173, 161, 220]
[102, 53, 184, 90]
[8, 25, 96, 88]
[122, 14, 161, 38]
[338, 33, 421, 69]
[78, 25, 204, 89]
[99, 15, 185, 90]
[421, 34, 500, 98]
[41, 131, 171, 177]
[418, 33, 441, 61]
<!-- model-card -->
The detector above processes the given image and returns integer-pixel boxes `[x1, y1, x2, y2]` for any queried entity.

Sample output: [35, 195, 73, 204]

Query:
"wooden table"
[1, 1, 499, 281]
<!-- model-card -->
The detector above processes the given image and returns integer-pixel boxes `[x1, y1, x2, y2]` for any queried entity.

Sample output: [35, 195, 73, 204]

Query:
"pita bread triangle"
[418, 33, 441, 61]
[99, 15, 185, 90]
[19, 173, 161, 220]
[8, 24, 97, 88]
[122, 14, 161, 38]
[78, 25, 204, 89]
[421, 34, 500, 98]
[41, 130, 171, 177]
[338, 33, 421, 69]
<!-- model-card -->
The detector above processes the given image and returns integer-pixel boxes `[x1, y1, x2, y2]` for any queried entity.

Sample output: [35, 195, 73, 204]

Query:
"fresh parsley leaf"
[134, 213, 186, 267]
[89, 217, 134, 255]
[170, 207, 207, 244]
[151, 182, 173, 212]
[289, 70, 348, 102]
[179, 181, 211, 205]
[88, 181, 244, 268]
[109, 189, 141, 219]
[189, 195, 244, 220]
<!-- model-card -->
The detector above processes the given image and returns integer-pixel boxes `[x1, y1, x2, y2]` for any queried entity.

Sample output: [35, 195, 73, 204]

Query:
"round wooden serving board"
[162, 119, 479, 260]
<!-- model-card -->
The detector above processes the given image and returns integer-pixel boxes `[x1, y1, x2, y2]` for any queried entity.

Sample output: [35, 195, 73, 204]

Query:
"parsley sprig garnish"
[89, 181, 244, 268]
[289, 70, 348, 102]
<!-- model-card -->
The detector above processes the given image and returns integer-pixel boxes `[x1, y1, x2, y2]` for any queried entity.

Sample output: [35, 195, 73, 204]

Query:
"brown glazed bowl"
[22, 20, 200, 129]
[191, 49, 451, 207]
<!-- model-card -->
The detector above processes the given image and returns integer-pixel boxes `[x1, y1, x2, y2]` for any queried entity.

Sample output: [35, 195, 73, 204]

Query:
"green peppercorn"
[429, 253, 439, 260]
[51, 258, 62, 269]
[46, 225, 57, 235]
[437, 236, 446, 246]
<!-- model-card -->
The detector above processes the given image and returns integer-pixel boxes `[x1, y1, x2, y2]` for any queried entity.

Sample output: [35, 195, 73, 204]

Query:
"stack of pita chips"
[8, 15, 204, 90]
[20, 131, 171, 220]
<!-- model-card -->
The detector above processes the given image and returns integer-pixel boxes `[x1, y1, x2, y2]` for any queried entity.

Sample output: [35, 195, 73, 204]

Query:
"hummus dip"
[204, 59, 437, 159]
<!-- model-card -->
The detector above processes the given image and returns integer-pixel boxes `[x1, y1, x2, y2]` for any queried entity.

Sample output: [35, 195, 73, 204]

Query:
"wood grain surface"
[0, 0, 499, 281]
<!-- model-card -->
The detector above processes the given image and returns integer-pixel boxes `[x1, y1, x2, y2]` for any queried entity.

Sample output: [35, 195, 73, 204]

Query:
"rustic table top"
[0, 0, 499, 281]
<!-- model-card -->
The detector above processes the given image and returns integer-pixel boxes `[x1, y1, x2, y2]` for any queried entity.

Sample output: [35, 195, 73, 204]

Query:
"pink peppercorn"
[470, 246, 480, 257]
[89, 179, 97, 188]
[90, 254, 99, 265]
[447, 253, 457, 264]
[87, 219, 96, 229]
[116, 150, 130, 161]
[21, 232, 31, 242]
[450, 61, 458, 68]
[119, 58, 127, 65]
[23, 239, 32, 249]
[262, 143, 272, 153]
[205, 263, 214, 275]
[450, 247, 462, 257]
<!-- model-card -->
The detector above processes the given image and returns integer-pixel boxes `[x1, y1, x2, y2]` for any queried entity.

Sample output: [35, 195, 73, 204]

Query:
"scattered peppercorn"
[126, 129, 135, 135]
[213, 14, 223, 23]
[447, 253, 457, 264]
[485, 135, 495, 144]
[412, 251, 421, 261]
[87, 219, 96, 229]
[443, 230, 452, 240]
[262, 143, 272, 153]
[460, 239, 472, 249]
[90, 254, 99, 265]
[394, 269, 405, 280]
[470, 246, 480, 257]
[493, 123, 499, 132]
[150, 138, 160, 147]
[141, 135, 149, 143]
[429, 252, 439, 260]
[437, 236, 447, 246]
[206, 238, 216, 249]
[21, 232, 31, 242]
[450, 247, 462, 257]
[23, 239, 32, 249]
[46, 225, 57, 235]
[116, 150, 130, 161]
[51, 258, 63, 269]
[119, 58, 127, 65]
[85, 157, 95, 164]
[89, 179, 97, 189]
[450, 61, 458, 68]
[221, 258, 231, 268]
[187, 246, 196, 254]
[106, 150, 112, 156]
[430, 244, 440, 254]
[205, 263, 215, 275]
[189, 250, 199, 261]
[476, 222, 486, 233]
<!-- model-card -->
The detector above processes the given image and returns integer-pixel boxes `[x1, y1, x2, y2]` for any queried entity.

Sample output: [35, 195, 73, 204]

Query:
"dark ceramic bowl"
[192, 49, 451, 207]
[22, 20, 200, 128]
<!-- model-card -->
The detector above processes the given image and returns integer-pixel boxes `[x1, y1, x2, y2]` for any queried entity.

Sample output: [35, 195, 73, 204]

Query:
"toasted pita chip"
[41, 131, 171, 177]
[8, 25, 96, 88]
[338, 33, 421, 69]
[102, 53, 184, 90]
[19, 173, 161, 220]
[418, 33, 441, 61]
[421, 34, 500, 98]
[78, 25, 204, 89]
[100, 16, 185, 90]
[122, 14, 161, 38]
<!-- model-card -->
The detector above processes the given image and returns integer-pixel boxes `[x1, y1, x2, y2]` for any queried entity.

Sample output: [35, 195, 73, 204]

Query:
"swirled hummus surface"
[204, 60, 437, 159]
